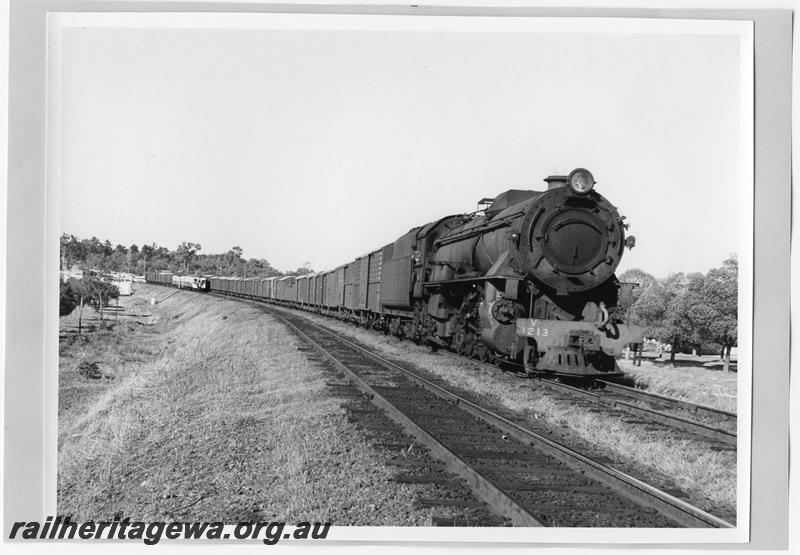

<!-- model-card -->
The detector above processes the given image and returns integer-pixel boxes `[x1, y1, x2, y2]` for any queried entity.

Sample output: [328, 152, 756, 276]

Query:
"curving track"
[267, 305, 733, 528]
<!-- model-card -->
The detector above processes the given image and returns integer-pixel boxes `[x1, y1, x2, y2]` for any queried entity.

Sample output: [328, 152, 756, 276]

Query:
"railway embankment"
[58, 286, 473, 524]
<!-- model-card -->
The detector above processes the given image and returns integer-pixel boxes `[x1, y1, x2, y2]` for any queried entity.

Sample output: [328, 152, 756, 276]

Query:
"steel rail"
[274, 312, 544, 527]
[595, 379, 737, 421]
[539, 380, 737, 445]
[273, 308, 733, 529]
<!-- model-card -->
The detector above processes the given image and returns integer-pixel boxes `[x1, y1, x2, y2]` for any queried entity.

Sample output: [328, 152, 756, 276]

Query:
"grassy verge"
[58, 286, 447, 524]
[617, 360, 738, 413]
[278, 307, 736, 515]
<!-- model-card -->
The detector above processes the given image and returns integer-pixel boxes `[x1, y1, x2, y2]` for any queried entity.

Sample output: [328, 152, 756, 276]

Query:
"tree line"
[619, 255, 738, 368]
[60, 234, 313, 278]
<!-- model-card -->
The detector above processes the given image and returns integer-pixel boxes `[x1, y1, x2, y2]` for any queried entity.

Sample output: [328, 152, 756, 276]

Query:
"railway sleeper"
[427, 515, 509, 527]
[426, 430, 516, 440]
[373, 442, 419, 451]
[394, 473, 463, 486]
[527, 502, 659, 516]
[488, 483, 624, 494]
[384, 459, 447, 469]
[347, 420, 402, 432]
[414, 498, 487, 509]
[340, 405, 381, 414]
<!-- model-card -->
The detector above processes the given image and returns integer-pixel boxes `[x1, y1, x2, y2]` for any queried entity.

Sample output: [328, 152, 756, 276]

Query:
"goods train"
[146, 169, 644, 378]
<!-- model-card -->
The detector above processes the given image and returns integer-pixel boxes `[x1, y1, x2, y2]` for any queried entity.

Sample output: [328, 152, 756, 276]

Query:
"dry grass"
[617, 360, 738, 413]
[58, 287, 445, 524]
[278, 308, 737, 514]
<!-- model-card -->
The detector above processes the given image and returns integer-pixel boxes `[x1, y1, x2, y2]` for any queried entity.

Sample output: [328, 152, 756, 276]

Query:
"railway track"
[210, 288, 736, 447]
[268, 306, 733, 528]
[445, 353, 737, 446]
[594, 379, 737, 435]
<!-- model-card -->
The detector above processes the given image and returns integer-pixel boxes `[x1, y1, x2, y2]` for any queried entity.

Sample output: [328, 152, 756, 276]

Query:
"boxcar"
[266, 276, 278, 300]
[314, 273, 324, 308]
[276, 276, 297, 302]
[363, 249, 383, 312]
[297, 275, 310, 305]
[344, 261, 357, 310]
[379, 231, 415, 308]
[231, 277, 243, 296]
[146, 271, 173, 286]
[333, 266, 346, 308]
[275, 276, 286, 301]
[312, 273, 321, 307]
[210, 276, 222, 292]
[307, 274, 316, 306]
[246, 278, 258, 298]
[322, 271, 334, 308]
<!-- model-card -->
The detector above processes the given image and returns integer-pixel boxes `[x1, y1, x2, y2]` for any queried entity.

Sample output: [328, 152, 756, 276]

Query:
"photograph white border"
[44, 11, 754, 544]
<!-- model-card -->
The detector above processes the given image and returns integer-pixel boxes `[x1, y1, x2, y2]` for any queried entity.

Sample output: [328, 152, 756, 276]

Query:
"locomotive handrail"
[433, 218, 516, 248]
[422, 275, 520, 287]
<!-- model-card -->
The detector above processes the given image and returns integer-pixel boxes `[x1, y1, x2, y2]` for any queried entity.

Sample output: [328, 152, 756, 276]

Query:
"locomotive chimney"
[544, 175, 568, 190]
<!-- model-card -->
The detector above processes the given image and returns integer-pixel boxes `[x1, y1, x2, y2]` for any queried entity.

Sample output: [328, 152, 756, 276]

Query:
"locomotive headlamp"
[567, 168, 595, 195]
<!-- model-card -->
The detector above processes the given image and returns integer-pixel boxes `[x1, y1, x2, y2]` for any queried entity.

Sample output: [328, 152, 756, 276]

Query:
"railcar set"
[146, 168, 644, 379]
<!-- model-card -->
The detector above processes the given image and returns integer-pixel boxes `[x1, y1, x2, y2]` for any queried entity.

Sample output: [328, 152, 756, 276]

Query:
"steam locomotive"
[147, 168, 643, 378]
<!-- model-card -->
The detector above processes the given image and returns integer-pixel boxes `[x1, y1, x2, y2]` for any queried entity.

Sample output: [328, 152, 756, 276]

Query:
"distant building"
[112, 280, 133, 296]
[60, 266, 84, 283]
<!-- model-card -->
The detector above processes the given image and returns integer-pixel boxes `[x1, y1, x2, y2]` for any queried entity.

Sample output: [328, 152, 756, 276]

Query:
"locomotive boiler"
[412, 168, 642, 376]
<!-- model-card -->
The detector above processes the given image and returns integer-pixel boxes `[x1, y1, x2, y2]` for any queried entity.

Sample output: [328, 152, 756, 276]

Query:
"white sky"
[57, 16, 744, 277]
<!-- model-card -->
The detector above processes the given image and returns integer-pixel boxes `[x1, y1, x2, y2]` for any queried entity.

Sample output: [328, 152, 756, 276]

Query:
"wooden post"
[115, 272, 119, 322]
[670, 338, 677, 366]
[78, 296, 84, 335]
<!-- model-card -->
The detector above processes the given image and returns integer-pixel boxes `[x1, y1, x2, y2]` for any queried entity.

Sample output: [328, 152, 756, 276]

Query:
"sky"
[56, 16, 746, 278]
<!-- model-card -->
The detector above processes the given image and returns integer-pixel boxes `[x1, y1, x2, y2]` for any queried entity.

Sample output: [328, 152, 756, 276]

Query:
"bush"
[60, 280, 81, 316]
